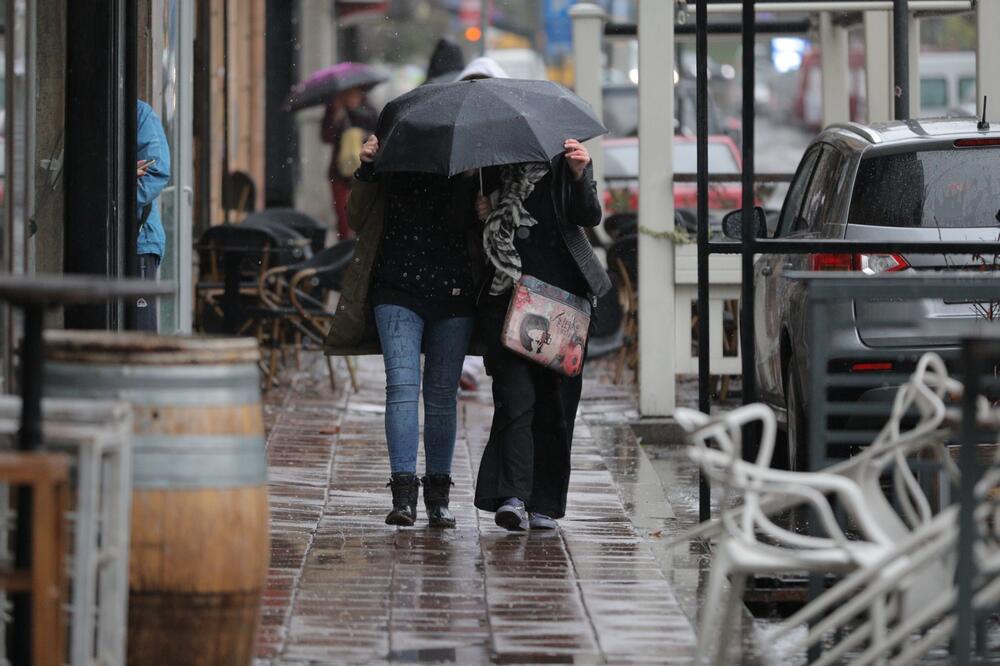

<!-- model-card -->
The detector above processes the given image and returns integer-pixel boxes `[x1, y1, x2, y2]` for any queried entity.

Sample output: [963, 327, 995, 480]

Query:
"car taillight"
[809, 253, 909, 274]
[810, 253, 853, 271]
[856, 253, 908, 275]
[852, 362, 893, 372]
[954, 138, 1000, 148]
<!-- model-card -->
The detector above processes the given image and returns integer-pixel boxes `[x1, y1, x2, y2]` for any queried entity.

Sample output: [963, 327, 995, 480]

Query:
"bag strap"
[140, 204, 152, 227]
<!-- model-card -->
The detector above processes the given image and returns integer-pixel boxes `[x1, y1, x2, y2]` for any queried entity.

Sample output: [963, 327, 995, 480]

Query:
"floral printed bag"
[501, 275, 591, 377]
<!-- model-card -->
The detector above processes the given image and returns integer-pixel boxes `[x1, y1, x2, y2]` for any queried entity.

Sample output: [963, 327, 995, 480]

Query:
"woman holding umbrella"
[473, 140, 612, 531]
[324, 133, 483, 529]
[322, 87, 377, 240]
[286, 61, 385, 240]
[325, 77, 608, 530]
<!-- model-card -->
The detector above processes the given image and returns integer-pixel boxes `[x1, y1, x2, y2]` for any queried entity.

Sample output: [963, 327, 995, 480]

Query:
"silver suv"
[729, 118, 1000, 469]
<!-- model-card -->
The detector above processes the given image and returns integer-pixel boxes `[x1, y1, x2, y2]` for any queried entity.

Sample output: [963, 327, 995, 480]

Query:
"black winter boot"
[386, 473, 420, 526]
[421, 474, 456, 528]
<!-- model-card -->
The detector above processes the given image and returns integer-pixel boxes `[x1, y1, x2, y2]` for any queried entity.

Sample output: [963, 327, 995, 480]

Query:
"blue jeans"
[374, 304, 474, 475]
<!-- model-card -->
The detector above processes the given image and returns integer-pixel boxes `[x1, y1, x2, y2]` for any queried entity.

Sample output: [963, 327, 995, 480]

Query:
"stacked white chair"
[674, 404, 896, 665]
[678, 353, 1000, 665]
[0, 396, 133, 666]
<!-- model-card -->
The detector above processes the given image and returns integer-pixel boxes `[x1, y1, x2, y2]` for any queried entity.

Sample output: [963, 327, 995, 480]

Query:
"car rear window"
[847, 147, 1000, 228]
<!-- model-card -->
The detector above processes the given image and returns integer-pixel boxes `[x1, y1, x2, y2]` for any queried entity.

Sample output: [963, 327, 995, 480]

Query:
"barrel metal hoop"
[132, 435, 267, 489]
[45, 363, 261, 406]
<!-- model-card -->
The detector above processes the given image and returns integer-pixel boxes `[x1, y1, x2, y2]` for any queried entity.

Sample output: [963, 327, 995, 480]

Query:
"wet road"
[256, 356, 696, 665]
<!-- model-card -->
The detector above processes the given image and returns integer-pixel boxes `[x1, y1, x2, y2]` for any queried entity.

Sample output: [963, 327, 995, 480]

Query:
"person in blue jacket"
[136, 100, 171, 331]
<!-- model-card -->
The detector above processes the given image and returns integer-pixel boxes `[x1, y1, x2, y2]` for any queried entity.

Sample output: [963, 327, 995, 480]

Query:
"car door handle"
[761, 266, 773, 276]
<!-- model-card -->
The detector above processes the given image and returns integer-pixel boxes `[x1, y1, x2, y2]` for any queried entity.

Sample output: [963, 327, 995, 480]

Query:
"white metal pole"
[863, 11, 893, 123]
[638, 0, 675, 416]
[570, 4, 606, 217]
[820, 12, 850, 126]
[976, 0, 999, 121]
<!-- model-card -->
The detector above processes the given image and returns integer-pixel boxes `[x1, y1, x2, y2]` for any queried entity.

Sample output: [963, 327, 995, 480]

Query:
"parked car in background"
[724, 118, 1000, 470]
[603, 134, 744, 232]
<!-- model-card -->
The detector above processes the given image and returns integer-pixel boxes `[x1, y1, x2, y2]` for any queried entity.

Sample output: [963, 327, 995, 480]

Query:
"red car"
[602, 135, 744, 216]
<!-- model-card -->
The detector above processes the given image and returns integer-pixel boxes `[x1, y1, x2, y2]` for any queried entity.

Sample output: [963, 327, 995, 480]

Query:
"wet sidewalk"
[255, 355, 697, 665]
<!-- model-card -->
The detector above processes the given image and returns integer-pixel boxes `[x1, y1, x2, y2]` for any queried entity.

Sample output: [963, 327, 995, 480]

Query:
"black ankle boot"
[386, 473, 419, 526]
[421, 474, 456, 528]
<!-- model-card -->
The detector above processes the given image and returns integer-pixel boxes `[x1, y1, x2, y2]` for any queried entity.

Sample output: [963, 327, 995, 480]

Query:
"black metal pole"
[740, 0, 756, 407]
[124, 0, 138, 329]
[11, 303, 45, 665]
[604, 19, 813, 37]
[696, 0, 711, 523]
[18, 305, 45, 453]
[956, 342, 980, 664]
[893, 0, 910, 120]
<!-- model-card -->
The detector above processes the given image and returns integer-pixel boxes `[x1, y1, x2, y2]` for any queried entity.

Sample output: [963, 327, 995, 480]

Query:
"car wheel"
[784, 356, 810, 472]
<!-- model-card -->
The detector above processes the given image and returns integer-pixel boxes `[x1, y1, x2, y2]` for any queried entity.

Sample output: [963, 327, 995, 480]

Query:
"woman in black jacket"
[344, 135, 482, 529]
[474, 139, 612, 531]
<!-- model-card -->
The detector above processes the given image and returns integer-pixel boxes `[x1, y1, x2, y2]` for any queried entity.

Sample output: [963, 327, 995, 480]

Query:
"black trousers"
[135, 253, 161, 332]
[474, 295, 584, 519]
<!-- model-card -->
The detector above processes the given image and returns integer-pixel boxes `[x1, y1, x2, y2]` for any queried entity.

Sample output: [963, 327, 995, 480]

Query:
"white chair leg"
[713, 572, 747, 666]
[696, 548, 732, 665]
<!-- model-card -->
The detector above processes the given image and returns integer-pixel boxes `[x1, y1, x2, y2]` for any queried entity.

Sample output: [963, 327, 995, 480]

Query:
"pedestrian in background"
[136, 99, 171, 332]
[473, 139, 611, 531]
[324, 134, 484, 528]
[322, 86, 377, 240]
[423, 36, 465, 85]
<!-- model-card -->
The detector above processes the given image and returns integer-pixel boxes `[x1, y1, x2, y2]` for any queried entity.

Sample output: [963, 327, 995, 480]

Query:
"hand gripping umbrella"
[285, 62, 387, 112]
[373, 78, 607, 177]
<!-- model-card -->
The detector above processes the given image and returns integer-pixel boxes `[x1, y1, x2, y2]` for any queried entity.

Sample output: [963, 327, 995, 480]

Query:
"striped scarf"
[483, 162, 550, 295]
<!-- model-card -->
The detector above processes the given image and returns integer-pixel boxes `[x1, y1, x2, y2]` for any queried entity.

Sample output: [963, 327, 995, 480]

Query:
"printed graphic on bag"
[501, 276, 591, 377]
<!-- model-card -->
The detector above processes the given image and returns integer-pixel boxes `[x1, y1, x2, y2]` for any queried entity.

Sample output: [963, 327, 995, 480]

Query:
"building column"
[570, 4, 605, 197]
[637, 0, 675, 416]
[863, 11, 893, 123]
[820, 12, 850, 126]
[977, 0, 1000, 121]
[294, 1, 337, 229]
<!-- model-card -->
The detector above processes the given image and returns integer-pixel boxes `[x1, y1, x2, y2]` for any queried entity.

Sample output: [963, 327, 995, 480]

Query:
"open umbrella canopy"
[285, 62, 386, 112]
[373, 78, 607, 177]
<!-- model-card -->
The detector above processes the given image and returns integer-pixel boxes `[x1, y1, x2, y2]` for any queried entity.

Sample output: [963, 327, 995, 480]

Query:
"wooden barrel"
[43, 332, 268, 666]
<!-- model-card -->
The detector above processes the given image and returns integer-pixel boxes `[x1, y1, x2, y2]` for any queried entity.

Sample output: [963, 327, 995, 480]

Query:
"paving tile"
[256, 355, 695, 664]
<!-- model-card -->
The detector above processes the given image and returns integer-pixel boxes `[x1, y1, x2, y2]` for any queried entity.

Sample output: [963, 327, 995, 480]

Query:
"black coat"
[482, 156, 611, 301]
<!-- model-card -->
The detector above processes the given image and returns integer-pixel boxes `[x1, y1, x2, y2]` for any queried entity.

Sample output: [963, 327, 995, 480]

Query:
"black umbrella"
[373, 78, 607, 177]
[285, 62, 387, 112]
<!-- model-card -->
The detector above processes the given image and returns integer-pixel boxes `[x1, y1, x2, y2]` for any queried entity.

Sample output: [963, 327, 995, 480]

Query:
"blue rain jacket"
[136, 100, 171, 258]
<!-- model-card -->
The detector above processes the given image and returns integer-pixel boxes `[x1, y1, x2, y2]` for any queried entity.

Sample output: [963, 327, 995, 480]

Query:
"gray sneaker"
[495, 498, 529, 531]
[529, 512, 558, 530]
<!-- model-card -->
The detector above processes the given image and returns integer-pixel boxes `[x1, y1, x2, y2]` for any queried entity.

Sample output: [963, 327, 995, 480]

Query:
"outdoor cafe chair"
[674, 404, 897, 666]
[195, 222, 308, 336]
[240, 214, 313, 266]
[250, 207, 328, 254]
[255, 241, 358, 392]
[606, 234, 637, 384]
[766, 354, 997, 664]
